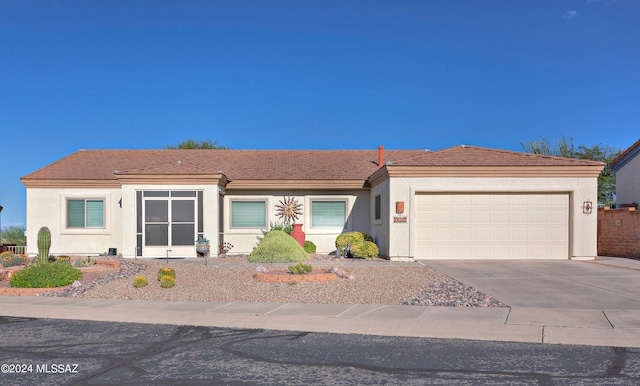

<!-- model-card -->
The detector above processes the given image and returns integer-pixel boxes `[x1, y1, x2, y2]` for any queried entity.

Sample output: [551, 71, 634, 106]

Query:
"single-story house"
[611, 138, 640, 207]
[21, 145, 603, 260]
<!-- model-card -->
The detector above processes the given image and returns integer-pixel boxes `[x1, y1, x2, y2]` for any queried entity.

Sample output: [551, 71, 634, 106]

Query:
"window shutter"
[232, 201, 266, 227]
[312, 201, 346, 227]
[86, 200, 104, 228]
[68, 200, 85, 228]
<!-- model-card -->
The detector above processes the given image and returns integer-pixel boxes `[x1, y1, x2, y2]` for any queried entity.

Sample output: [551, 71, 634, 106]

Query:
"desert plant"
[303, 240, 316, 254]
[1, 252, 28, 268]
[56, 255, 71, 264]
[73, 257, 97, 267]
[160, 275, 175, 288]
[256, 221, 294, 242]
[335, 231, 375, 256]
[133, 276, 148, 288]
[9, 261, 82, 288]
[157, 267, 175, 281]
[288, 262, 313, 274]
[249, 230, 309, 263]
[37, 226, 51, 264]
[349, 240, 379, 259]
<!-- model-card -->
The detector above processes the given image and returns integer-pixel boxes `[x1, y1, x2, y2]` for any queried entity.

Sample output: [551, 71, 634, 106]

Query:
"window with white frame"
[67, 199, 104, 228]
[231, 201, 267, 228]
[311, 201, 346, 227]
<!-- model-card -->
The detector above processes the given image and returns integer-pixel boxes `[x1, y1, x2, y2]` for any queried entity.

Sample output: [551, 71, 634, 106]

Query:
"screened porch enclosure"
[137, 191, 204, 258]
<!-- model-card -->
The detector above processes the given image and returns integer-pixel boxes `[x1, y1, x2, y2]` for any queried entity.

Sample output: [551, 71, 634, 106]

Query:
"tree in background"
[165, 139, 228, 149]
[1, 225, 26, 245]
[521, 136, 622, 206]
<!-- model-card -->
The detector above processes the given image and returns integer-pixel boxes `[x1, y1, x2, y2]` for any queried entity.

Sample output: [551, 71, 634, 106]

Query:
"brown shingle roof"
[21, 146, 602, 184]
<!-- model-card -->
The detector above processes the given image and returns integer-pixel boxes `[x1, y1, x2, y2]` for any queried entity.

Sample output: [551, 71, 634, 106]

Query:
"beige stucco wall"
[25, 187, 122, 256]
[379, 176, 599, 260]
[223, 189, 371, 254]
[616, 155, 640, 206]
[370, 181, 391, 257]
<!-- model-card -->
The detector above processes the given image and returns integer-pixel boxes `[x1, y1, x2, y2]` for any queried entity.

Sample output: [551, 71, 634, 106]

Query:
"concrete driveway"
[420, 257, 640, 310]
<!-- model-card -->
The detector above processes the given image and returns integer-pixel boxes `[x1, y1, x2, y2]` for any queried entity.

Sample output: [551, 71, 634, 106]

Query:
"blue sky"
[1, 0, 639, 229]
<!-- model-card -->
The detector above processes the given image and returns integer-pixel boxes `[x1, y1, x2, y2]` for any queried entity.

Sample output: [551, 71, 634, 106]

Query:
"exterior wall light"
[583, 200, 593, 214]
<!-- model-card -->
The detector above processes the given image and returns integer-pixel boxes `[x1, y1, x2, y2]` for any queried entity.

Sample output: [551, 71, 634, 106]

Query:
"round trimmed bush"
[349, 241, 379, 259]
[249, 230, 309, 263]
[9, 262, 82, 288]
[335, 231, 365, 253]
[335, 231, 374, 254]
[303, 240, 316, 254]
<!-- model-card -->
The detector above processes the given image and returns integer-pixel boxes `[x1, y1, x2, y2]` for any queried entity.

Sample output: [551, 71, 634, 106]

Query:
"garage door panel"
[510, 227, 528, 241]
[492, 210, 509, 222]
[415, 193, 568, 259]
[529, 211, 547, 224]
[473, 211, 491, 223]
[510, 211, 528, 224]
[492, 227, 510, 241]
[435, 211, 453, 224]
[493, 244, 511, 258]
[453, 227, 472, 241]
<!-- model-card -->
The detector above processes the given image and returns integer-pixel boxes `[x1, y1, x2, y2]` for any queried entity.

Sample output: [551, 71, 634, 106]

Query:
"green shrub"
[249, 230, 309, 263]
[133, 276, 148, 288]
[73, 257, 97, 267]
[335, 232, 364, 252]
[350, 241, 379, 259]
[288, 263, 313, 274]
[157, 267, 175, 281]
[256, 221, 294, 242]
[2, 252, 28, 268]
[160, 275, 175, 288]
[9, 262, 82, 288]
[303, 240, 316, 254]
[56, 255, 71, 264]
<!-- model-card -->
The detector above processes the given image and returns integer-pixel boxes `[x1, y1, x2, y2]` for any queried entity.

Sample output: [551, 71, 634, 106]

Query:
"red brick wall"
[598, 207, 640, 258]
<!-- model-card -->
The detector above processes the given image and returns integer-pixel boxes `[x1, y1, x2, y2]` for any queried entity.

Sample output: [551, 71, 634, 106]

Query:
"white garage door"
[415, 193, 569, 259]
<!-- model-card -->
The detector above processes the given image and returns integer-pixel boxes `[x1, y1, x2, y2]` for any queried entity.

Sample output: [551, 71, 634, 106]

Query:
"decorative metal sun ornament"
[275, 196, 303, 224]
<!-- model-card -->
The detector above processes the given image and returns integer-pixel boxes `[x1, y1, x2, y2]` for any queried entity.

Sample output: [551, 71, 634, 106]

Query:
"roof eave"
[611, 139, 640, 172]
[368, 165, 604, 183]
[226, 179, 369, 190]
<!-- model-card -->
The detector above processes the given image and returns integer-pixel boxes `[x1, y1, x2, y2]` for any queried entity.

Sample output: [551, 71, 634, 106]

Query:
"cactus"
[160, 275, 175, 288]
[37, 227, 51, 264]
[157, 267, 175, 281]
[133, 276, 148, 288]
[288, 263, 313, 274]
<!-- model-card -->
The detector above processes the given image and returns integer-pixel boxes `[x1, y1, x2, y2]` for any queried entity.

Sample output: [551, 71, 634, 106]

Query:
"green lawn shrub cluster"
[1, 252, 28, 268]
[9, 262, 82, 288]
[303, 240, 316, 254]
[250, 230, 309, 263]
[335, 231, 379, 259]
[349, 240, 379, 259]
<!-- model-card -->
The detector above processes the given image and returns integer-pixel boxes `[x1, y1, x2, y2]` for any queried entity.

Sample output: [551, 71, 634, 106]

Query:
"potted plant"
[196, 236, 210, 256]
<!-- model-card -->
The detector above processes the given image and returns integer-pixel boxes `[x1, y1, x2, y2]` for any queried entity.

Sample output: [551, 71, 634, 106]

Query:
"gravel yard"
[63, 255, 507, 307]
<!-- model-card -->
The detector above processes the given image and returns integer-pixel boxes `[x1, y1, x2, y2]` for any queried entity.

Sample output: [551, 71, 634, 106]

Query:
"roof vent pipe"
[378, 146, 384, 168]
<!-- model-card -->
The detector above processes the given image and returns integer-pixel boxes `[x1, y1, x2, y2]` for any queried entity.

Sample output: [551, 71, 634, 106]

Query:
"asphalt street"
[1, 316, 639, 385]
